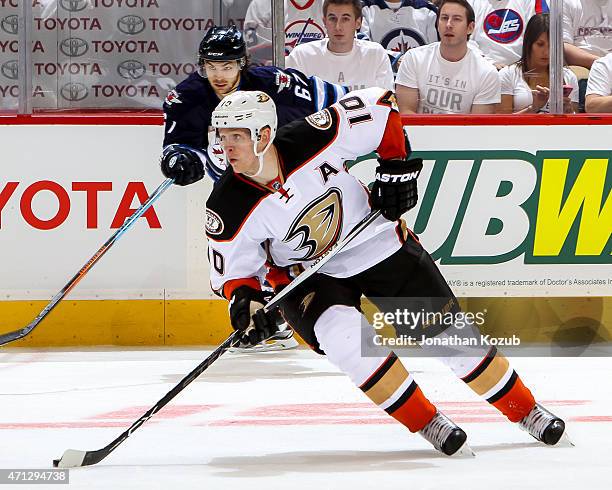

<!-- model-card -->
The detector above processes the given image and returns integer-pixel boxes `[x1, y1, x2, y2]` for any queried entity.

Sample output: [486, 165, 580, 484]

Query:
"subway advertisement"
[0, 122, 610, 345]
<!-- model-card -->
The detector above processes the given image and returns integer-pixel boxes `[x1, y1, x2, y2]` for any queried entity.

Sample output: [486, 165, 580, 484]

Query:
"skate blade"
[553, 431, 574, 448]
[450, 442, 476, 458]
[229, 338, 299, 353]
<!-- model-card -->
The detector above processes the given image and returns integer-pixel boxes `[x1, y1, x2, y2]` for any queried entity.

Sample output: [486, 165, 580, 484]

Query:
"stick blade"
[53, 449, 87, 468]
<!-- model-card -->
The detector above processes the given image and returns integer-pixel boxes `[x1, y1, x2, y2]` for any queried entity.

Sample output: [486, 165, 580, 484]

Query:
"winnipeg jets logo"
[484, 9, 523, 44]
[164, 89, 182, 105]
[284, 188, 343, 261]
[275, 71, 292, 93]
[381, 28, 425, 53]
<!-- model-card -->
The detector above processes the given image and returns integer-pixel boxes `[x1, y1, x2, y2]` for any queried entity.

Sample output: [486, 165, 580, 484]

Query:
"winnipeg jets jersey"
[468, 0, 549, 65]
[361, 0, 439, 54]
[163, 65, 348, 181]
[205, 88, 409, 298]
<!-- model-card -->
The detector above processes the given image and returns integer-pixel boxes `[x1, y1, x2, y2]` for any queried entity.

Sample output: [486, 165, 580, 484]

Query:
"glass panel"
[29, 0, 217, 112]
[241, 0, 275, 66]
[0, 1, 20, 113]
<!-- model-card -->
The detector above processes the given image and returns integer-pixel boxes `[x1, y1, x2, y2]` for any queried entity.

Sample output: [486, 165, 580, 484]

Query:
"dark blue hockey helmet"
[198, 26, 247, 66]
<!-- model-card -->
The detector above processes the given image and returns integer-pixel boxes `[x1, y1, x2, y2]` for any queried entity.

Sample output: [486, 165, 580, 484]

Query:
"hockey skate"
[229, 326, 299, 353]
[419, 411, 473, 456]
[519, 403, 570, 446]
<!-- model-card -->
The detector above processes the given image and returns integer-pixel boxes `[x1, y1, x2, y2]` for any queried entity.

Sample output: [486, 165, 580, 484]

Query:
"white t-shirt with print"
[499, 64, 579, 112]
[563, 0, 612, 56]
[285, 38, 395, 91]
[586, 52, 612, 95]
[468, 0, 544, 65]
[360, 0, 439, 54]
[395, 42, 501, 113]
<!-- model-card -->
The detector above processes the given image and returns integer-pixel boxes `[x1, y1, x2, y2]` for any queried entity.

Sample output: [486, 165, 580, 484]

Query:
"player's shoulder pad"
[205, 171, 268, 241]
[338, 87, 399, 113]
[274, 108, 341, 174]
[163, 72, 209, 112]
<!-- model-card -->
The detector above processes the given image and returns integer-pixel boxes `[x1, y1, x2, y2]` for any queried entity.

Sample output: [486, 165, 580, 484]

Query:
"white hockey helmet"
[212, 91, 278, 171]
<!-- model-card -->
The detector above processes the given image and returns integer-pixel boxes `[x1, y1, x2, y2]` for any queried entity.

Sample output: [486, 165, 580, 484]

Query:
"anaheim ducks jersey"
[205, 87, 409, 298]
[361, 0, 439, 54]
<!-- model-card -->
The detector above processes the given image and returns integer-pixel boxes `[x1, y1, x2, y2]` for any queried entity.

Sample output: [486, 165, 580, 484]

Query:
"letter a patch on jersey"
[306, 109, 333, 130]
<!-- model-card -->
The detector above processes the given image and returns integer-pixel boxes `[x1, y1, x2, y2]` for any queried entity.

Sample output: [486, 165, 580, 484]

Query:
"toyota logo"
[1, 60, 18, 80]
[60, 82, 88, 102]
[59, 0, 88, 12]
[117, 60, 146, 80]
[59, 37, 89, 57]
[1, 15, 19, 35]
[117, 15, 146, 35]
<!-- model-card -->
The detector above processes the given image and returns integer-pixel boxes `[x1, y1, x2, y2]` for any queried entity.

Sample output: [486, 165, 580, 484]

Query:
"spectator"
[498, 14, 578, 114]
[563, 0, 612, 69]
[585, 52, 612, 112]
[360, 0, 439, 55]
[245, 0, 326, 60]
[395, 0, 501, 113]
[286, 0, 394, 90]
[563, 0, 612, 111]
[468, 0, 549, 69]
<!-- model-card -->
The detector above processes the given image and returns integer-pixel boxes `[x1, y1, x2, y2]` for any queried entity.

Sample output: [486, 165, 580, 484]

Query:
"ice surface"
[1, 348, 610, 489]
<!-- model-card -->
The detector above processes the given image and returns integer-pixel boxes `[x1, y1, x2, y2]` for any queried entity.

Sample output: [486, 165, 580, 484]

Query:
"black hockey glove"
[229, 286, 276, 346]
[160, 144, 205, 186]
[371, 157, 423, 221]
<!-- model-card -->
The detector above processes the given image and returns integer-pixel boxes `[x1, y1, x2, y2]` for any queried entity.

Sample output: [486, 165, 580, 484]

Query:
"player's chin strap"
[248, 130, 272, 178]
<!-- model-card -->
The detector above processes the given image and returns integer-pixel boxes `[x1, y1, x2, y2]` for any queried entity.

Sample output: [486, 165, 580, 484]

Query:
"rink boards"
[0, 117, 610, 346]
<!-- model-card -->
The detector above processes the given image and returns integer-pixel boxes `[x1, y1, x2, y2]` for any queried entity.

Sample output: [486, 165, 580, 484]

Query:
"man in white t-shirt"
[585, 52, 612, 111]
[286, 0, 394, 91]
[396, 0, 501, 113]
[468, 0, 548, 69]
[563, 0, 612, 69]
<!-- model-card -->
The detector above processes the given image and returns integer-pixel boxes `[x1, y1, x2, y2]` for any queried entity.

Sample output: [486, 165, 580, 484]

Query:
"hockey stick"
[0, 178, 175, 347]
[53, 330, 241, 468]
[263, 210, 382, 313]
[52, 209, 383, 468]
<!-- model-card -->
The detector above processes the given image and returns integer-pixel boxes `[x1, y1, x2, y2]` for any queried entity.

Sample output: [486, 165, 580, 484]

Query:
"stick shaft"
[0, 178, 174, 347]
[264, 210, 381, 312]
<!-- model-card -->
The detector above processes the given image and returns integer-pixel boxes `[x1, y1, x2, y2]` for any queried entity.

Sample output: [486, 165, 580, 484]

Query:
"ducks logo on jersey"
[284, 188, 343, 261]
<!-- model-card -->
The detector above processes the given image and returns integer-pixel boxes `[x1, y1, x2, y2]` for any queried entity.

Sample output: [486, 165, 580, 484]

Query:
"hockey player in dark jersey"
[161, 25, 349, 183]
[160, 25, 348, 351]
[188, 87, 566, 455]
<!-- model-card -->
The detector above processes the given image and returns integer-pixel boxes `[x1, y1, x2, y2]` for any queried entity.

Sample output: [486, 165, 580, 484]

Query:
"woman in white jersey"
[497, 14, 579, 114]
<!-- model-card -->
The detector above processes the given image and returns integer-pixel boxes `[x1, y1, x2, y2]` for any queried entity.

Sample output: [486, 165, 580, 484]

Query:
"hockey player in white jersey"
[202, 87, 567, 454]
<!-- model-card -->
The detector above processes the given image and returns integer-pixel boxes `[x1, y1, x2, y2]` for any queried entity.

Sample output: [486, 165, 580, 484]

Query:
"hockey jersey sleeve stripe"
[222, 277, 261, 300]
[265, 265, 293, 292]
[206, 187, 268, 243]
[311, 76, 327, 112]
[376, 111, 408, 160]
